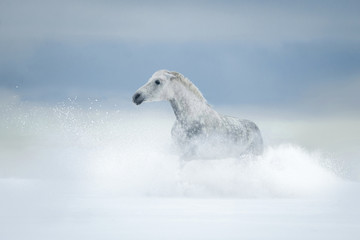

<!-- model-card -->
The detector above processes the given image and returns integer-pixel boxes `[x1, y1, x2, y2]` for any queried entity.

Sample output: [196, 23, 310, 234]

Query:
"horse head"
[132, 70, 175, 105]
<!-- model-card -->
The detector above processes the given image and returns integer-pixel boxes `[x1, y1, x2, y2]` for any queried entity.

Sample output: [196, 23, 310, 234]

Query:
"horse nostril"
[132, 92, 144, 105]
[134, 93, 141, 101]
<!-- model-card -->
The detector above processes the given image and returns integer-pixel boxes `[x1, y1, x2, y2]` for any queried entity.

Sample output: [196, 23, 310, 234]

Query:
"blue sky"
[1, 0, 359, 113]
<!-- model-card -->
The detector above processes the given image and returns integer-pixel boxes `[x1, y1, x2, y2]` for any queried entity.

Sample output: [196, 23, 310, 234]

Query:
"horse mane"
[168, 71, 207, 102]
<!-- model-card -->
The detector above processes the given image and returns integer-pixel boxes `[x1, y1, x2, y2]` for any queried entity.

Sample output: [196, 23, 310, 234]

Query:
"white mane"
[168, 71, 207, 102]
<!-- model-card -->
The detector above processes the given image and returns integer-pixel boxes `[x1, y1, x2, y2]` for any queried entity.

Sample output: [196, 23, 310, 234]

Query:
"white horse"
[132, 70, 263, 159]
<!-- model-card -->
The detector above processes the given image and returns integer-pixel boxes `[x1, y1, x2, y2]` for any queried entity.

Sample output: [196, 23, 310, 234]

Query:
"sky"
[0, 0, 359, 114]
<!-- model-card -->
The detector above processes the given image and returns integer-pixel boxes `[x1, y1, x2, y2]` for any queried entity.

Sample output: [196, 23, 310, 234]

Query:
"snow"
[1, 187, 360, 240]
[0, 98, 359, 239]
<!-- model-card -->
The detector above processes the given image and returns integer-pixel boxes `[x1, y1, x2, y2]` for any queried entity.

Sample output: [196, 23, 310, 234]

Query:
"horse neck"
[169, 85, 218, 125]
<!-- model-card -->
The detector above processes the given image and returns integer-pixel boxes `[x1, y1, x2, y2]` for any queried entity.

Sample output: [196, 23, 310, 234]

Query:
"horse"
[132, 70, 263, 159]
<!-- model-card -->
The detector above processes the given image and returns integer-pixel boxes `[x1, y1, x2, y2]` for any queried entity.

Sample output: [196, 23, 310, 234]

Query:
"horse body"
[133, 70, 263, 158]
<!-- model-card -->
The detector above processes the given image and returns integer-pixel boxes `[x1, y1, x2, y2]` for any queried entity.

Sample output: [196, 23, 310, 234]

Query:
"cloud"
[302, 76, 360, 115]
[1, 0, 359, 112]
[1, 0, 359, 45]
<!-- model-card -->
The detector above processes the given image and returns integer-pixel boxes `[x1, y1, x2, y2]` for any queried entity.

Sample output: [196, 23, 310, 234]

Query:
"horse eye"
[155, 80, 160, 85]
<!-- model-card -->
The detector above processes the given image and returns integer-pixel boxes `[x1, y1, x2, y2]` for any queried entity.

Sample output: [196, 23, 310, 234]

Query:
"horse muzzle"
[132, 92, 145, 105]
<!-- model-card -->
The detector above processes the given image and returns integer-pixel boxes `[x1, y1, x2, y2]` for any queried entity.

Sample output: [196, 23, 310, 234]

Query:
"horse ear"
[167, 71, 181, 80]
[163, 71, 175, 80]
